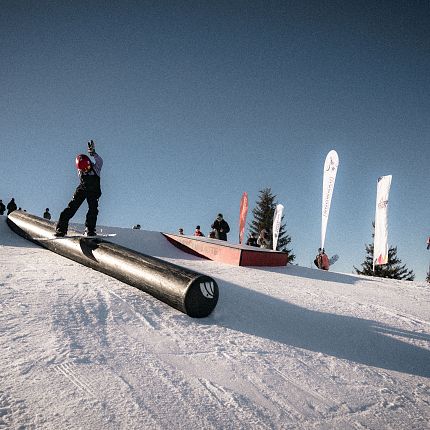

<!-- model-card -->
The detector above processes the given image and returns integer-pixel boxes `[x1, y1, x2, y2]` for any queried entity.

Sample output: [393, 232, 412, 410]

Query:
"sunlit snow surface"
[1, 216, 429, 429]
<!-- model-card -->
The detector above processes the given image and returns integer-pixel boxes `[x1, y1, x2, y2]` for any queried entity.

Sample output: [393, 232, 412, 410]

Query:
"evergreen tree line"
[249, 188, 418, 281]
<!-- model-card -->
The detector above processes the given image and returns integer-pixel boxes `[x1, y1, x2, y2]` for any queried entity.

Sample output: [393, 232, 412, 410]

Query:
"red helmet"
[75, 154, 92, 172]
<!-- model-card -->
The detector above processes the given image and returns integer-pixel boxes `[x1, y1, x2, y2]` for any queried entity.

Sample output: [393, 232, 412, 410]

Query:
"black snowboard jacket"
[211, 219, 230, 241]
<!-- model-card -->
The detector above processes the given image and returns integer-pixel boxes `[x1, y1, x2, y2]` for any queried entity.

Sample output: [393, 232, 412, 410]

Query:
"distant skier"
[43, 208, 51, 220]
[7, 198, 17, 215]
[55, 140, 103, 237]
[314, 248, 330, 271]
[0, 199, 5, 215]
[427, 236, 430, 250]
[211, 213, 230, 241]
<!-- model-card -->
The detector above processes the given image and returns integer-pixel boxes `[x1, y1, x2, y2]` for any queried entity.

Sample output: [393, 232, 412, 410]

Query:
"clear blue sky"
[1, 1, 429, 280]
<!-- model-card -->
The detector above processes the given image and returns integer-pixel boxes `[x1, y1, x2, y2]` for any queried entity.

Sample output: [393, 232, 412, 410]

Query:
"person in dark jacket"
[246, 232, 258, 247]
[211, 213, 230, 241]
[55, 140, 103, 237]
[0, 200, 5, 215]
[7, 198, 17, 215]
[43, 208, 51, 220]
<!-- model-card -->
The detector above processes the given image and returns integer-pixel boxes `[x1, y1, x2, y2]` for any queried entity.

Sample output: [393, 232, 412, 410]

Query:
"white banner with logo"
[373, 175, 392, 269]
[321, 150, 339, 250]
[272, 204, 284, 251]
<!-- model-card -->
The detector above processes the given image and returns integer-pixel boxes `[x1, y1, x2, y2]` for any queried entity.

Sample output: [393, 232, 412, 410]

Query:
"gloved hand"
[87, 140, 95, 156]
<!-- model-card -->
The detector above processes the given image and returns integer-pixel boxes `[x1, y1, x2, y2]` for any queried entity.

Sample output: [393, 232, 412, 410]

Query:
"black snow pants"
[56, 175, 101, 234]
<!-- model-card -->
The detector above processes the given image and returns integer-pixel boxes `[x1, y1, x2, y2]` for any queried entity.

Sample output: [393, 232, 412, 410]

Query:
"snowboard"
[33, 233, 116, 241]
[329, 254, 339, 265]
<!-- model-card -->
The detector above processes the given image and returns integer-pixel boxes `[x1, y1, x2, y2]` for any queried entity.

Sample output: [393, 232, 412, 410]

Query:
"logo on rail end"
[200, 281, 215, 299]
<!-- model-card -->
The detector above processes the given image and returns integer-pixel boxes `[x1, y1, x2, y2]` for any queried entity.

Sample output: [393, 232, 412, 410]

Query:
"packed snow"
[1, 215, 429, 429]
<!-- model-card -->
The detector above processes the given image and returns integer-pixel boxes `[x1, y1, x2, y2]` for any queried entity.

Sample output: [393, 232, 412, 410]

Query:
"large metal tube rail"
[7, 210, 218, 318]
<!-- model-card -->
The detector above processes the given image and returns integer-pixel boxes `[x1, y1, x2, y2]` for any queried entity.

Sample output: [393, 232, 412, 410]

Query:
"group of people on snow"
[0, 198, 18, 216]
[178, 214, 231, 241]
[0, 199, 52, 220]
[245, 229, 271, 249]
[176, 220, 275, 253]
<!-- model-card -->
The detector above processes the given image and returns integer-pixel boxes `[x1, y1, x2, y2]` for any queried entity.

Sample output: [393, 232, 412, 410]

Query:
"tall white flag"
[321, 150, 339, 250]
[272, 204, 284, 251]
[373, 175, 392, 270]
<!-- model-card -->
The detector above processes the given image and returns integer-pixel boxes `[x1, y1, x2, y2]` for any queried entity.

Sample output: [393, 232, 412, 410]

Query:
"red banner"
[239, 192, 248, 244]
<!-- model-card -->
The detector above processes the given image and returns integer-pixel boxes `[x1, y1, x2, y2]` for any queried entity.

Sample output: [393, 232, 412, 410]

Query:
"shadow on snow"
[208, 280, 430, 378]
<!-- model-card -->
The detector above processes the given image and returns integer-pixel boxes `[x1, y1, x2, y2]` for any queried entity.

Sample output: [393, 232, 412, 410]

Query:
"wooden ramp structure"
[163, 234, 288, 267]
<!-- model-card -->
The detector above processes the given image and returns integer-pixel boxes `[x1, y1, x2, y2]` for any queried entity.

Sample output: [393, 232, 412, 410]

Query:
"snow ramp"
[6, 210, 218, 318]
[163, 233, 289, 266]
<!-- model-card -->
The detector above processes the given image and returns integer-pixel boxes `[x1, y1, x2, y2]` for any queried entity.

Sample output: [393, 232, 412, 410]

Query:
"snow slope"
[1, 216, 429, 429]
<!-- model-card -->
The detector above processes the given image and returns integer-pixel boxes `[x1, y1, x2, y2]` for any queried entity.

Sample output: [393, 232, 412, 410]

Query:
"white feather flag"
[321, 150, 339, 250]
[272, 204, 284, 251]
[373, 175, 392, 270]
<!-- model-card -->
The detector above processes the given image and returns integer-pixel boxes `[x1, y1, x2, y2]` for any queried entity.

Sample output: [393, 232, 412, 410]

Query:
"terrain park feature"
[7, 210, 218, 318]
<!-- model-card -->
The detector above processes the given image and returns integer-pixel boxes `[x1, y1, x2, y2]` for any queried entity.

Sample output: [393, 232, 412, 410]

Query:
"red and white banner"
[321, 150, 339, 250]
[238, 192, 248, 244]
[272, 204, 284, 251]
[373, 175, 392, 269]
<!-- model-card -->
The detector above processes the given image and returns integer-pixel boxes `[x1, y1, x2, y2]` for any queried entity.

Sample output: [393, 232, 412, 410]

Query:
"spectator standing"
[257, 229, 271, 249]
[211, 213, 230, 241]
[246, 232, 258, 247]
[314, 248, 330, 271]
[178, 228, 184, 235]
[0, 200, 5, 215]
[7, 198, 17, 215]
[194, 225, 204, 237]
[43, 208, 51, 220]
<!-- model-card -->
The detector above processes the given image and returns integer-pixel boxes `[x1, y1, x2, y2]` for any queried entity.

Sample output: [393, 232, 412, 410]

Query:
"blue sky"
[1, 1, 429, 280]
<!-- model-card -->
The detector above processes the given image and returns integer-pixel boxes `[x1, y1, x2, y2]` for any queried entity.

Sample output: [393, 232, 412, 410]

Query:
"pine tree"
[249, 188, 295, 263]
[354, 224, 415, 280]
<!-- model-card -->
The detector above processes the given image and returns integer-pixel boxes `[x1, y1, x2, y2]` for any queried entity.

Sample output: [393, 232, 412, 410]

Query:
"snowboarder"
[7, 198, 17, 215]
[43, 208, 51, 220]
[54, 140, 103, 237]
[211, 214, 230, 241]
[0, 200, 5, 215]
[314, 248, 330, 271]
